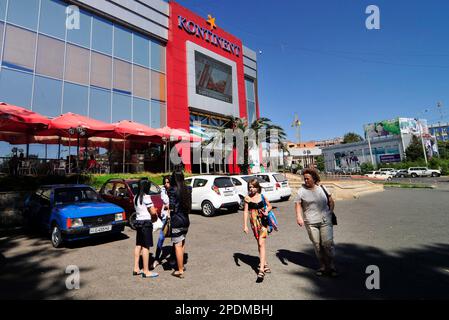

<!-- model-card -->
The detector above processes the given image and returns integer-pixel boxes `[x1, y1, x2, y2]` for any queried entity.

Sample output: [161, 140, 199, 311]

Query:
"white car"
[231, 175, 282, 209]
[254, 172, 292, 201]
[184, 175, 240, 217]
[364, 171, 393, 180]
[408, 167, 441, 178]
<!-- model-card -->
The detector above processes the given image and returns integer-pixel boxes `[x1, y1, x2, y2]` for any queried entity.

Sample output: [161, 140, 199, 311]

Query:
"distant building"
[428, 123, 449, 142]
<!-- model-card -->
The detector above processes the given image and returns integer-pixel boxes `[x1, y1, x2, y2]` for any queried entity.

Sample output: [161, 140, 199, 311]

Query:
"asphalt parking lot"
[1, 187, 448, 300]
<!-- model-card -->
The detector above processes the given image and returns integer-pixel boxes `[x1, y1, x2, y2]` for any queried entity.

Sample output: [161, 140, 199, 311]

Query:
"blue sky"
[176, 0, 449, 142]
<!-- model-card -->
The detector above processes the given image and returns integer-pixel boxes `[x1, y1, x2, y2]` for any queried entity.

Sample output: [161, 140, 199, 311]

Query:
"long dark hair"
[134, 179, 150, 206]
[170, 169, 191, 214]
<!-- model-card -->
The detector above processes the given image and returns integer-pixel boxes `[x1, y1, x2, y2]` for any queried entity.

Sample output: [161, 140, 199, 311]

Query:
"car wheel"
[411, 173, 418, 178]
[129, 212, 137, 230]
[201, 200, 215, 217]
[51, 224, 63, 248]
[431, 173, 439, 177]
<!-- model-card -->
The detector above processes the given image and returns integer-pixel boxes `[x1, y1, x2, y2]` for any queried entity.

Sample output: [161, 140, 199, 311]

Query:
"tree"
[437, 141, 449, 159]
[360, 162, 374, 174]
[315, 155, 325, 172]
[342, 132, 363, 144]
[405, 135, 424, 161]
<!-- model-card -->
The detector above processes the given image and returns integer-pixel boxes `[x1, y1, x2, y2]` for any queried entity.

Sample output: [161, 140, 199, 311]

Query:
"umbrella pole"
[58, 137, 61, 159]
[123, 138, 126, 174]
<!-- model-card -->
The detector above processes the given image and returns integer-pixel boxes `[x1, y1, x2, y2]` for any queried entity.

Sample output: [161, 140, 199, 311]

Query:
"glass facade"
[245, 78, 257, 124]
[0, 0, 167, 158]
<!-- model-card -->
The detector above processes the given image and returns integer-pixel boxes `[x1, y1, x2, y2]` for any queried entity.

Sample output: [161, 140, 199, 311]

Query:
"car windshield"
[241, 176, 265, 184]
[274, 174, 287, 182]
[214, 177, 234, 188]
[129, 182, 139, 195]
[55, 187, 100, 205]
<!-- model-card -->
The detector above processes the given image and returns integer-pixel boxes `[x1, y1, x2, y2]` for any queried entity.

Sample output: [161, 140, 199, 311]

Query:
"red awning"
[43, 112, 115, 137]
[0, 102, 50, 133]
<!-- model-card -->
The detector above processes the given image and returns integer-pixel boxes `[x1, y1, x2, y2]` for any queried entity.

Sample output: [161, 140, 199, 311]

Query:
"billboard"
[364, 119, 401, 139]
[195, 51, 233, 103]
[399, 118, 429, 136]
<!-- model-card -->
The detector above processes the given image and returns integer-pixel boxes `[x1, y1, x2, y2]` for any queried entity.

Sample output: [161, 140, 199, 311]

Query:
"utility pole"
[291, 113, 301, 145]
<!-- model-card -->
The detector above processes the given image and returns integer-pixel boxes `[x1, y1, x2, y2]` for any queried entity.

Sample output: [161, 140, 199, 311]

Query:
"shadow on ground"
[276, 243, 449, 299]
[233, 253, 260, 274]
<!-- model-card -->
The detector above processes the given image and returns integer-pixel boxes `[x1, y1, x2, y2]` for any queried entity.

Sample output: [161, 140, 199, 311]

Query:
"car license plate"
[89, 225, 112, 234]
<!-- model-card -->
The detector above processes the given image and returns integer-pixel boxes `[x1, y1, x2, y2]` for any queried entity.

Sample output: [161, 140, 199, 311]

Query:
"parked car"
[395, 169, 409, 178]
[231, 175, 282, 209]
[23, 184, 127, 248]
[99, 178, 163, 230]
[184, 175, 240, 217]
[254, 172, 292, 201]
[364, 171, 393, 180]
[408, 167, 441, 178]
[379, 168, 395, 174]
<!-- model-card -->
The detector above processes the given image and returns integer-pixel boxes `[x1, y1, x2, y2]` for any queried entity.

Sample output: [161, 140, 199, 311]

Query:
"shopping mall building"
[0, 0, 259, 172]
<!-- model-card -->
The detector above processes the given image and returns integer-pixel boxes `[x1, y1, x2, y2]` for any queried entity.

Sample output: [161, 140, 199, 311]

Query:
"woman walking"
[133, 179, 159, 278]
[243, 178, 273, 283]
[152, 176, 171, 269]
[295, 168, 338, 277]
[168, 169, 191, 279]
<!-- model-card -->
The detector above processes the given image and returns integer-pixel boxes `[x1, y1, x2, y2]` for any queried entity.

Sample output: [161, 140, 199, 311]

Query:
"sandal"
[132, 270, 142, 276]
[141, 272, 159, 278]
[315, 268, 325, 276]
[172, 271, 185, 279]
[256, 270, 265, 283]
[258, 264, 271, 273]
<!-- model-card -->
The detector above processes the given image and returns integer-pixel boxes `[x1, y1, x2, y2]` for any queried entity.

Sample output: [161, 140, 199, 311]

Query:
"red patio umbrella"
[0, 102, 51, 132]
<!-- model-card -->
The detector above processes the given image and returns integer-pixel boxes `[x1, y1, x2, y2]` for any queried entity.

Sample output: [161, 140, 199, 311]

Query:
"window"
[160, 103, 167, 127]
[150, 100, 161, 128]
[92, 16, 112, 54]
[3, 25, 36, 72]
[7, 0, 39, 30]
[133, 33, 149, 67]
[36, 35, 65, 79]
[0, 22, 4, 61]
[63, 82, 88, 115]
[101, 182, 115, 195]
[149, 183, 160, 195]
[0, 68, 33, 108]
[91, 52, 112, 89]
[113, 59, 132, 94]
[0, 0, 6, 21]
[245, 78, 257, 124]
[232, 178, 242, 186]
[89, 88, 111, 123]
[151, 70, 166, 101]
[65, 43, 90, 85]
[33, 76, 62, 117]
[133, 65, 150, 99]
[66, 8, 91, 48]
[112, 93, 131, 123]
[114, 183, 129, 197]
[245, 78, 255, 102]
[114, 25, 132, 61]
[39, 0, 66, 39]
[150, 40, 165, 72]
[247, 101, 256, 125]
[133, 98, 150, 126]
[185, 178, 192, 186]
[193, 179, 208, 188]
[214, 177, 233, 188]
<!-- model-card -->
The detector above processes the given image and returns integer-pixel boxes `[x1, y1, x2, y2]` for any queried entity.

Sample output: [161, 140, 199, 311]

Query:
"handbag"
[320, 185, 337, 226]
[261, 194, 279, 232]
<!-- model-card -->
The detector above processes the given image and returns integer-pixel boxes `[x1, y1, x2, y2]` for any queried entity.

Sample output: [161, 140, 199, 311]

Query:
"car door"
[114, 182, 133, 213]
[192, 178, 209, 209]
[185, 178, 197, 209]
[100, 182, 115, 203]
[231, 178, 246, 197]
[38, 188, 53, 231]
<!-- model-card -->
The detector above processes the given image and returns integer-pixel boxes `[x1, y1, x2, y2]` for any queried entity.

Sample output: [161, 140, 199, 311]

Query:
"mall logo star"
[206, 14, 217, 30]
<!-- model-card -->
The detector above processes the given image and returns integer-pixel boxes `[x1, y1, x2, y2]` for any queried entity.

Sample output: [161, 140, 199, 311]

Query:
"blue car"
[23, 184, 127, 248]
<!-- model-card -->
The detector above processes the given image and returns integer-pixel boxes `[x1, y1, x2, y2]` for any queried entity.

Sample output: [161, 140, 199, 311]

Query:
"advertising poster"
[364, 119, 401, 138]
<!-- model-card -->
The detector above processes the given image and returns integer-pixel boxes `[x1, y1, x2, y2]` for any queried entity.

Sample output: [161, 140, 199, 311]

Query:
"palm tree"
[203, 116, 287, 174]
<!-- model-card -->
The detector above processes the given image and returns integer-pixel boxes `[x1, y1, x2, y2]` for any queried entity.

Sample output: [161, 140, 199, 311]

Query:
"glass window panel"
[67, 9, 91, 47]
[112, 93, 131, 123]
[65, 43, 89, 85]
[0, 22, 4, 59]
[91, 51, 112, 89]
[63, 82, 88, 115]
[160, 103, 167, 128]
[3, 25, 36, 72]
[150, 100, 162, 128]
[133, 98, 150, 126]
[151, 70, 166, 102]
[7, 0, 39, 30]
[0, 0, 6, 21]
[133, 65, 150, 99]
[89, 88, 111, 123]
[114, 25, 131, 61]
[36, 35, 65, 79]
[133, 33, 149, 67]
[39, 0, 66, 40]
[113, 59, 131, 94]
[92, 16, 112, 54]
[245, 78, 255, 102]
[0, 68, 33, 108]
[247, 101, 256, 124]
[33, 76, 62, 117]
[150, 40, 165, 72]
